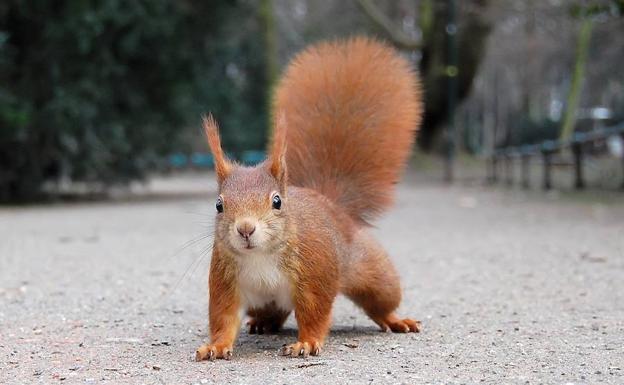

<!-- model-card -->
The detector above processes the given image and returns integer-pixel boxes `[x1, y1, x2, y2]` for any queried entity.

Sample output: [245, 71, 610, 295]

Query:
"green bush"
[508, 116, 560, 147]
[0, 0, 269, 202]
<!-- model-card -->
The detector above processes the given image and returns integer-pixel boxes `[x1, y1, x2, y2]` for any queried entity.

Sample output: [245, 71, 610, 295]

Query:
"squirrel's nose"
[236, 221, 256, 239]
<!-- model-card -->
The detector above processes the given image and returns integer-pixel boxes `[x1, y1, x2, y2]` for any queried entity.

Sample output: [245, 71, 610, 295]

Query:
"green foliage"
[570, 0, 623, 19]
[509, 116, 560, 147]
[0, 0, 270, 201]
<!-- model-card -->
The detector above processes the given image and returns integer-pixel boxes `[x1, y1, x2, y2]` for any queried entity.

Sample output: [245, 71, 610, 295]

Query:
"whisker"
[169, 232, 213, 259]
[192, 244, 215, 274]
[184, 210, 216, 217]
[165, 240, 214, 299]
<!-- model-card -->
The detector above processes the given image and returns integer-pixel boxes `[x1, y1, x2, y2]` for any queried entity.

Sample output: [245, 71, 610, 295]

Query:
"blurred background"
[1, 4, 624, 382]
[1, 0, 623, 202]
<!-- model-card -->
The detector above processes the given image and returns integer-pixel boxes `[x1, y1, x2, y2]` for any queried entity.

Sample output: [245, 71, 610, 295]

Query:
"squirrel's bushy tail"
[273, 37, 423, 224]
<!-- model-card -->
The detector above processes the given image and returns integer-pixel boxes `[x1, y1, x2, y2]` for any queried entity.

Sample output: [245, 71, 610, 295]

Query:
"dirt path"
[1, 174, 623, 384]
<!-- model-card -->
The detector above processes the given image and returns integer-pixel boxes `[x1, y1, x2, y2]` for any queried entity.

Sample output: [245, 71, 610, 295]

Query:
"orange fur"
[246, 304, 290, 334]
[196, 248, 240, 361]
[273, 37, 423, 224]
[267, 113, 288, 190]
[196, 37, 422, 362]
[203, 114, 232, 183]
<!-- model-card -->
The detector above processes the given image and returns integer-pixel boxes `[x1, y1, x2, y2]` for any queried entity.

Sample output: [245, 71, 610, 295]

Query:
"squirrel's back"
[273, 37, 423, 224]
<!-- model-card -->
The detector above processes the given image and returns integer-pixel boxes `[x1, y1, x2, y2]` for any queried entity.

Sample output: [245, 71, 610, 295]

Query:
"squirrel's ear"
[202, 114, 231, 184]
[268, 113, 288, 187]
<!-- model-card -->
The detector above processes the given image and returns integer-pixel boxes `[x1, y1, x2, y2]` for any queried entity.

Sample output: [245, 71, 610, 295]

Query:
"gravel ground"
[1, 173, 623, 384]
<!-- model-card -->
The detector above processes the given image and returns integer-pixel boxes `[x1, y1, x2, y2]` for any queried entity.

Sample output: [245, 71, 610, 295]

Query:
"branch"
[356, 0, 422, 50]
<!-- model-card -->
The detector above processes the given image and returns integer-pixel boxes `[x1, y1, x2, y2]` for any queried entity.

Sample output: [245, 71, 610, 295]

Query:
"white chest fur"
[236, 253, 293, 311]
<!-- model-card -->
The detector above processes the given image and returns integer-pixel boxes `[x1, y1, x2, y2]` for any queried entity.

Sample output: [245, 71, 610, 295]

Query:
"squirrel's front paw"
[279, 340, 322, 358]
[195, 343, 233, 361]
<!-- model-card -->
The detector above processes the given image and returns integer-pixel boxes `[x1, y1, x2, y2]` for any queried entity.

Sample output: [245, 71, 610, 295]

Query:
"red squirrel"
[195, 37, 423, 361]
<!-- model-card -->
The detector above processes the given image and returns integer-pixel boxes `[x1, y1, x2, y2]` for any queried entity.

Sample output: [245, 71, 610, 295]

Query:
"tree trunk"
[418, 0, 492, 150]
[559, 18, 592, 142]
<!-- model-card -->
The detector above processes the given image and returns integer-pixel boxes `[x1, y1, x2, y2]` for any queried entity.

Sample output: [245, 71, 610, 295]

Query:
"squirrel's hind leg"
[246, 303, 290, 334]
[342, 231, 421, 333]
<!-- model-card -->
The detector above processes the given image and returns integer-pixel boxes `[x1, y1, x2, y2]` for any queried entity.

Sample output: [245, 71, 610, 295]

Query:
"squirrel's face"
[214, 166, 288, 255]
[202, 114, 289, 256]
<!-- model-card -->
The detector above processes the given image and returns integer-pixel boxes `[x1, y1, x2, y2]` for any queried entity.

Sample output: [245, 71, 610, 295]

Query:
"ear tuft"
[202, 114, 231, 184]
[269, 113, 288, 186]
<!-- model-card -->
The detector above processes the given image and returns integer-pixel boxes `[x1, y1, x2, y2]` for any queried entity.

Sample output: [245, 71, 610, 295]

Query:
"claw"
[404, 319, 421, 333]
[377, 315, 422, 333]
[280, 340, 320, 358]
[279, 345, 292, 356]
[195, 344, 233, 361]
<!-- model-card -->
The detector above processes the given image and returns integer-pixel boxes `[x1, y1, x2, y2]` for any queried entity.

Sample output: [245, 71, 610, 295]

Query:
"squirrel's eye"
[216, 197, 224, 213]
[272, 194, 282, 210]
